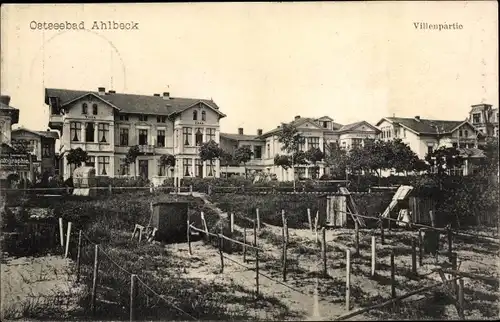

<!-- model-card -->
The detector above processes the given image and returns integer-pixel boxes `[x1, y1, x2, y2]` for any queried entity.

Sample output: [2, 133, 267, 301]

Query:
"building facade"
[220, 116, 380, 180]
[45, 87, 226, 182]
[468, 103, 499, 137]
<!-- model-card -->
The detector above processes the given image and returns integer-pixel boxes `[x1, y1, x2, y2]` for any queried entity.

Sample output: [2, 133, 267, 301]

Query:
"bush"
[95, 176, 151, 188]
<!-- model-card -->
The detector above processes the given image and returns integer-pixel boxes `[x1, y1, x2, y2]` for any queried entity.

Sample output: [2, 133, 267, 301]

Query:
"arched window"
[195, 128, 203, 146]
[82, 103, 88, 114]
[201, 111, 206, 121]
[92, 104, 98, 115]
[193, 110, 198, 120]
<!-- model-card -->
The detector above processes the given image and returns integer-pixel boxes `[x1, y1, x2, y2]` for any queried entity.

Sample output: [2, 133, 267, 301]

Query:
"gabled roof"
[259, 116, 343, 138]
[377, 117, 476, 135]
[45, 88, 226, 118]
[12, 127, 60, 140]
[337, 120, 380, 133]
[0, 100, 20, 124]
[220, 133, 264, 142]
[458, 147, 486, 159]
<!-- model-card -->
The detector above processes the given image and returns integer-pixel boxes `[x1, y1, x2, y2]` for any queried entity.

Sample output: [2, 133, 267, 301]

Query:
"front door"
[139, 160, 149, 179]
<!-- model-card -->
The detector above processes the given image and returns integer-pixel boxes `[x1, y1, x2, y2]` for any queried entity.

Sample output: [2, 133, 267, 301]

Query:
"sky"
[1, 2, 498, 136]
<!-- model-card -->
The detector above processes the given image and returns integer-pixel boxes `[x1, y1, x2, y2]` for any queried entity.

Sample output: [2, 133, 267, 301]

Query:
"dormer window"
[201, 111, 206, 121]
[82, 103, 88, 114]
[139, 115, 148, 122]
[92, 104, 98, 115]
[193, 110, 198, 120]
[323, 121, 328, 128]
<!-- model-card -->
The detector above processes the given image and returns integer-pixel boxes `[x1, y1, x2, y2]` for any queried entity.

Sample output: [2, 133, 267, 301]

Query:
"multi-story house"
[376, 115, 484, 175]
[468, 103, 499, 137]
[219, 128, 265, 176]
[220, 115, 380, 181]
[11, 128, 59, 177]
[0, 95, 19, 147]
[45, 87, 226, 182]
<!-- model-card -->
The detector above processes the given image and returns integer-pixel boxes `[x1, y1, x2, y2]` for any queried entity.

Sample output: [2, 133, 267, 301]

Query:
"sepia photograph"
[0, 1, 498, 321]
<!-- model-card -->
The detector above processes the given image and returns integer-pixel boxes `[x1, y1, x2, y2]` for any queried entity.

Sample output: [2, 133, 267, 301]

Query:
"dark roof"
[220, 133, 263, 141]
[45, 88, 226, 117]
[12, 128, 60, 140]
[381, 117, 468, 135]
[458, 147, 486, 158]
[0, 102, 20, 124]
[260, 116, 343, 138]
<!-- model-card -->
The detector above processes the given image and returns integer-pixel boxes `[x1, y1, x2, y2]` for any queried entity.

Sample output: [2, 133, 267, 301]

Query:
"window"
[323, 121, 328, 128]
[98, 123, 109, 143]
[207, 160, 215, 176]
[98, 156, 110, 176]
[86, 156, 96, 168]
[206, 128, 216, 142]
[308, 137, 320, 149]
[352, 138, 363, 149]
[157, 116, 167, 123]
[296, 167, 306, 179]
[254, 146, 262, 159]
[464, 130, 468, 137]
[195, 128, 203, 146]
[85, 123, 95, 142]
[193, 110, 198, 120]
[472, 113, 481, 124]
[183, 158, 192, 176]
[42, 143, 51, 157]
[70, 122, 81, 142]
[298, 140, 305, 151]
[183, 127, 192, 146]
[201, 111, 206, 121]
[119, 158, 130, 175]
[427, 145, 433, 155]
[139, 129, 148, 145]
[119, 114, 129, 121]
[119, 128, 129, 146]
[267, 144, 270, 158]
[157, 163, 166, 176]
[157, 130, 165, 147]
[139, 115, 148, 122]
[403, 129, 406, 138]
[82, 103, 88, 114]
[459, 130, 463, 137]
[195, 159, 203, 177]
[92, 104, 98, 115]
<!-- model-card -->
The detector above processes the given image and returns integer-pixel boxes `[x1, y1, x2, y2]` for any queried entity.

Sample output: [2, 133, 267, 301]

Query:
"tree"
[305, 147, 324, 179]
[234, 146, 253, 178]
[388, 139, 421, 175]
[274, 154, 292, 179]
[277, 123, 305, 190]
[66, 148, 89, 169]
[425, 146, 464, 176]
[159, 154, 176, 176]
[125, 145, 141, 177]
[219, 150, 234, 178]
[324, 142, 349, 178]
[199, 140, 223, 176]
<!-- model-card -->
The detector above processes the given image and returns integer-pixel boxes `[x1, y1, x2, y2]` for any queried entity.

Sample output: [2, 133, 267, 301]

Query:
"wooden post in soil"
[253, 220, 257, 247]
[418, 229, 423, 267]
[243, 227, 247, 262]
[187, 220, 192, 256]
[256, 208, 261, 231]
[65, 222, 72, 258]
[130, 274, 136, 322]
[218, 234, 224, 273]
[346, 249, 351, 311]
[371, 235, 376, 277]
[448, 226, 453, 261]
[380, 219, 385, 245]
[230, 213, 234, 233]
[59, 218, 64, 250]
[355, 220, 360, 256]
[390, 250, 396, 299]
[282, 237, 288, 282]
[108, 184, 112, 195]
[458, 278, 465, 317]
[321, 227, 327, 277]
[91, 244, 99, 316]
[411, 238, 417, 275]
[282, 209, 289, 243]
[255, 248, 260, 297]
[451, 252, 458, 297]
[76, 230, 82, 283]
[307, 208, 313, 233]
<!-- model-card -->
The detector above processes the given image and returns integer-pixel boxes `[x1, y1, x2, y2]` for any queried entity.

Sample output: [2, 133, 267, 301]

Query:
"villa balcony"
[138, 145, 155, 155]
[48, 114, 63, 131]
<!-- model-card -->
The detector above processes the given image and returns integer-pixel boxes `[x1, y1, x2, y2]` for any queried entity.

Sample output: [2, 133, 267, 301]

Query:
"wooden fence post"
[458, 278, 465, 316]
[255, 248, 260, 297]
[59, 217, 64, 249]
[76, 230, 82, 283]
[371, 235, 376, 277]
[282, 238, 288, 282]
[64, 222, 72, 258]
[230, 213, 234, 233]
[91, 244, 99, 316]
[322, 227, 327, 277]
[390, 250, 396, 299]
[187, 220, 192, 256]
[346, 249, 351, 311]
[411, 238, 417, 275]
[307, 208, 313, 233]
[448, 226, 453, 260]
[281, 209, 289, 243]
[355, 220, 360, 256]
[418, 229, 423, 267]
[380, 220, 385, 245]
[189, 185, 193, 194]
[388, 217, 391, 231]
[218, 234, 224, 273]
[108, 184, 112, 195]
[256, 208, 260, 231]
[243, 227, 247, 262]
[451, 252, 458, 297]
[315, 211, 319, 244]
[253, 220, 257, 246]
[130, 274, 136, 322]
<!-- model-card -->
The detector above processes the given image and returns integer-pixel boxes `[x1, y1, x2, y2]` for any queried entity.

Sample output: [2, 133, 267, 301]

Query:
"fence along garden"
[35, 199, 498, 321]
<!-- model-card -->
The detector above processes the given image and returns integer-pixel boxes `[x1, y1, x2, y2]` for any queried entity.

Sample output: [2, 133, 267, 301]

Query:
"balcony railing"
[138, 145, 155, 154]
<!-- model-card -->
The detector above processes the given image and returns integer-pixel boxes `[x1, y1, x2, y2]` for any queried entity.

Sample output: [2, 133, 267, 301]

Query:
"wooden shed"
[317, 194, 349, 227]
[151, 202, 189, 242]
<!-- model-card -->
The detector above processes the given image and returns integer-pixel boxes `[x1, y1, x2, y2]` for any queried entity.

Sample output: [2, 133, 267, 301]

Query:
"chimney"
[163, 92, 170, 100]
[0, 95, 11, 105]
[153, 93, 160, 97]
[414, 116, 421, 121]
[108, 90, 116, 94]
[98, 87, 105, 95]
[238, 128, 244, 135]
[257, 129, 263, 136]
[295, 115, 301, 120]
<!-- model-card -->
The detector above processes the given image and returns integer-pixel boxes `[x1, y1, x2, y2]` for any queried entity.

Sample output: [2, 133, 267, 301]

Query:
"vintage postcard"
[1, 2, 498, 321]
